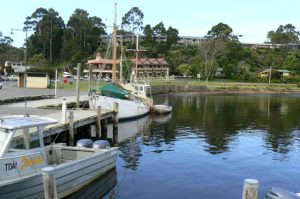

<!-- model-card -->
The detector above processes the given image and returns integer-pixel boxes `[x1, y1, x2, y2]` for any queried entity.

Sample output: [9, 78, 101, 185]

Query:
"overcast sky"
[1, 0, 300, 47]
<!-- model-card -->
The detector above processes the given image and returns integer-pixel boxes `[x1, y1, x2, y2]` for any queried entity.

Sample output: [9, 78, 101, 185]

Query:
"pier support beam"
[100, 119, 108, 139]
[96, 106, 101, 138]
[68, 111, 75, 146]
[42, 167, 57, 199]
[242, 179, 259, 199]
[90, 125, 96, 138]
[113, 102, 119, 146]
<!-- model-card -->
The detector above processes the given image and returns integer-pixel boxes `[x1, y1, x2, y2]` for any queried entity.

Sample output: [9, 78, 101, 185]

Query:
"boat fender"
[76, 139, 93, 148]
[93, 140, 110, 149]
[265, 187, 300, 199]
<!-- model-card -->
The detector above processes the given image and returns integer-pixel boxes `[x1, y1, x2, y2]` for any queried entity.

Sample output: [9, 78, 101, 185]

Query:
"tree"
[178, 63, 193, 76]
[25, 8, 65, 66]
[283, 52, 299, 71]
[152, 22, 166, 36]
[206, 23, 237, 40]
[166, 26, 179, 49]
[0, 32, 22, 68]
[143, 24, 154, 47]
[0, 32, 13, 46]
[199, 40, 226, 82]
[267, 24, 300, 44]
[121, 7, 144, 34]
[61, 9, 106, 63]
[28, 53, 48, 67]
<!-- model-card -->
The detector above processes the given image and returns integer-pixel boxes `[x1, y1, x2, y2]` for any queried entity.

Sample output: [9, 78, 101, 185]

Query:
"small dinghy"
[153, 105, 173, 114]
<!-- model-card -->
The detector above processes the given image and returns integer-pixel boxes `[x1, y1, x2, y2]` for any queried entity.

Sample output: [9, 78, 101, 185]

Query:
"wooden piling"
[112, 102, 119, 146]
[96, 106, 101, 138]
[100, 119, 108, 139]
[242, 179, 259, 199]
[62, 97, 67, 124]
[90, 125, 96, 138]
[42, 167, 57, 199]
[68, 111, 75, 146]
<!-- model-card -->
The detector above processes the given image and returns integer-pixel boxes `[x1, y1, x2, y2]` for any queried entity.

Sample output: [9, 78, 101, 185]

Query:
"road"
[0, 81, 77, 100]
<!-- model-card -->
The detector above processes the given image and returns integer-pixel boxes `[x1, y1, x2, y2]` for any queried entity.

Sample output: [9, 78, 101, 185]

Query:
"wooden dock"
[4, 95, 118, 144]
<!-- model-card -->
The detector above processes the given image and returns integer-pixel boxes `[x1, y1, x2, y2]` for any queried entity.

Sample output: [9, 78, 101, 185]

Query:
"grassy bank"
[56, 79, 300, 93]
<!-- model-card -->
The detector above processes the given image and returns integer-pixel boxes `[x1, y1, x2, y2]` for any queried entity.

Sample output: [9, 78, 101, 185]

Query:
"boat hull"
[93, 95, 150, 120]
[0, 148, 118, 199]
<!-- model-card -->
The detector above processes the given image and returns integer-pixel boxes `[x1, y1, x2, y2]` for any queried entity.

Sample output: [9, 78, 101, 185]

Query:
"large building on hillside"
[130, 58, 169, 78]
[84, 52, 120, 79]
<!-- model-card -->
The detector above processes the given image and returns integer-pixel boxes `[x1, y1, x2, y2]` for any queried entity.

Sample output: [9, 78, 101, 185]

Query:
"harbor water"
[99, 94, 300, 199]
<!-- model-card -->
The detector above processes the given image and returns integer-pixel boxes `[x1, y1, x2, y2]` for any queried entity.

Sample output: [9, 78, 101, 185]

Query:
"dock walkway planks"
[1, 95, 115, 138]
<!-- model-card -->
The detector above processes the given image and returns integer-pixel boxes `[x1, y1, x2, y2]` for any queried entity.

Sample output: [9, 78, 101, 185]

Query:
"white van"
[63, 72, 72, 78]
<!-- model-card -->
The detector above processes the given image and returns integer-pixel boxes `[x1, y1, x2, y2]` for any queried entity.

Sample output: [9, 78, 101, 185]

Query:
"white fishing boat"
[0, 115, 118, 198]
[153, 104, 173, 114]
[89, 81, 152, 120]
[88, 4, 153, 120]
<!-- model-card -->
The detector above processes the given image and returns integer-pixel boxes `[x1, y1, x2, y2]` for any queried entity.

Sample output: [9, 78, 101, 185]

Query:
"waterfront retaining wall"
[151, 85, 208, 94]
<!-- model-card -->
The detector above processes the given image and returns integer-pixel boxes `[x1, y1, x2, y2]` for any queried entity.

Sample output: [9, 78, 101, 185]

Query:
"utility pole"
[11, 27, 31, 88]
[268, 66, 272, 85]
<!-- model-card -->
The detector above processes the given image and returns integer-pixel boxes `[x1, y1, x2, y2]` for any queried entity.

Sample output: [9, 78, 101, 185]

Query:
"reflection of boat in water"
[65, 168, 117, 199]
[107, 115, 151, 142]
[0, 115, 118, 198]
[153, 113, 172, 124]
[153, 105, 172, 114]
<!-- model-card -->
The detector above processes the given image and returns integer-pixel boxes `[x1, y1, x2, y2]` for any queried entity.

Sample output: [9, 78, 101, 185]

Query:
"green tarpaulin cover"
[99, 83, 130, 99]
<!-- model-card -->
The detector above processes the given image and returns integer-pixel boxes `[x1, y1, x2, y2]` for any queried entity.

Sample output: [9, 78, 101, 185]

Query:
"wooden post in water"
[96, 106, 101, 138]
[242, 179, 259, 199]
[42, 167, 57, 199]
[68, 110, 75, 146]
[113, 102, 119, 146]
[100, 119, 108, 139]
[62, 97, 67, 124]
[90, 125, 96, 138]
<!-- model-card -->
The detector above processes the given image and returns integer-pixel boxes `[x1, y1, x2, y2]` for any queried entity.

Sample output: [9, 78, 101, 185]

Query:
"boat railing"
[0, 151, 47, 182]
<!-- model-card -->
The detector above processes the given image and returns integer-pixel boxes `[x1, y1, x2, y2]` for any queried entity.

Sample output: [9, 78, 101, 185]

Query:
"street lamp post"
[11, 27, 31, 88]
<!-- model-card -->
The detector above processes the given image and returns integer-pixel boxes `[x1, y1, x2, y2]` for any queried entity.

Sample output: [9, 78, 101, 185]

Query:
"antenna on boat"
[112, 2, 117, 83]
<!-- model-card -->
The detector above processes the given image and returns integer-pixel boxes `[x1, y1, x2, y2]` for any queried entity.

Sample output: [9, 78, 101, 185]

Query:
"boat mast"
[120, 45, 123, 82]
[135, 34, 139, 81]
[112, 2, 117, 83]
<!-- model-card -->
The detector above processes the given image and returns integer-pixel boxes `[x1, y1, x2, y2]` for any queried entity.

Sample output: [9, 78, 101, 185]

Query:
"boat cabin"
[0, 115, 56, 181]
[132, 83, 152, 98]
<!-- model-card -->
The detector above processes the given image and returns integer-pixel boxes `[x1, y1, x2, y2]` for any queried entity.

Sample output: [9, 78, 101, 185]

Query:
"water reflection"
[153, 94, 300, 155]
[65, 168, 117, 199]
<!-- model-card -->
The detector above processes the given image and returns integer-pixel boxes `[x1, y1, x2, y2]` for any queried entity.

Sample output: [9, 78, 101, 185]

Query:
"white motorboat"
[0, 115, 118, 198]
[153, 104, 173, 114]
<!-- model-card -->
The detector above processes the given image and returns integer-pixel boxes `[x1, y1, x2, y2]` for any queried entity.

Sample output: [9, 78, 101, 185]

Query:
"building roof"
[87, 52, 120, 65]
[131, 58, 168, 66]
[277, 69, 291, 73]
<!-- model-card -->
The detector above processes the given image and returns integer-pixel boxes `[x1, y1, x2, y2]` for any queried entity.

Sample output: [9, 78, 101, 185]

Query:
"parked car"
[103, 77, 112, 82]
[8, 74, 18, 81]
[63, 72, 72, 78]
